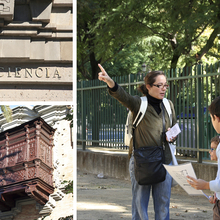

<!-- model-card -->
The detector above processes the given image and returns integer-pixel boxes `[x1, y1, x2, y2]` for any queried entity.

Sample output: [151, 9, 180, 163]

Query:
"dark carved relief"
[17, 146, 24, 162]
[28, 167, 35, 179]
[0, 117, 55, 211]
[29, 141, 35, 159]
[40, 143, 45, 162]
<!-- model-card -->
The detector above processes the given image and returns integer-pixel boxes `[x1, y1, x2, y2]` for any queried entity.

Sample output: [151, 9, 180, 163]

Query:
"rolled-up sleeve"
[210, 178, 220, 192]
[210, 143, 220, 193]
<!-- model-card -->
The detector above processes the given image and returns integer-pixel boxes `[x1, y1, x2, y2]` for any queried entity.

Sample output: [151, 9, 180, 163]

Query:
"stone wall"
[43, 119, 74, 220]
[0, 0, 73, 101]
[77, 150, 218, 184]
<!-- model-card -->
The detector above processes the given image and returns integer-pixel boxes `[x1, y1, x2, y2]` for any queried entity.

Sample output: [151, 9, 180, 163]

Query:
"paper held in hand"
[163, 162, 208, 198]
[166, 123, 181, 142]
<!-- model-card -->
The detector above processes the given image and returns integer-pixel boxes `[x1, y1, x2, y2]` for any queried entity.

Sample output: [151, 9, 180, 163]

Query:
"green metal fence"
[77, 63, 220, 162]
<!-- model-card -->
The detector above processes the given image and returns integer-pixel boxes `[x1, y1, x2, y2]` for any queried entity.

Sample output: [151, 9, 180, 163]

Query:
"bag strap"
[132, 96, 147, 151]
[162, 98, 172, 125]
[133, 97, 172, 128]
[159, 103, 166, 163]
[161, 103, 166, 150]
[133, 96, 148, 129]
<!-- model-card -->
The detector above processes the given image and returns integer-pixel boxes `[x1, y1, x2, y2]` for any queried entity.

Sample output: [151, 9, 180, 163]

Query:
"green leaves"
[78, 0, 220, 80]
[61, 180, 73, 194]
[0, 106, 12, 123]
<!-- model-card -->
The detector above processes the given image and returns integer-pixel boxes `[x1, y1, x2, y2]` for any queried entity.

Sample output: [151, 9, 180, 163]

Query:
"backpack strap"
[162, 98, 172, 125]
[132, 96, 172, 129]
[133, 96, 148, 129]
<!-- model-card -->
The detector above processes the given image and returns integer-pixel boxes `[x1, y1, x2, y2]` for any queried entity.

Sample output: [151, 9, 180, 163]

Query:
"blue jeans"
[129, 155, 172, 220]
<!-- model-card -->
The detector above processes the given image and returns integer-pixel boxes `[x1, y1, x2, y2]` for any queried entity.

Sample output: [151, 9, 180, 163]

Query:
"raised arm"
[98, 64, 115, 88]
[98, 64, 140, 115]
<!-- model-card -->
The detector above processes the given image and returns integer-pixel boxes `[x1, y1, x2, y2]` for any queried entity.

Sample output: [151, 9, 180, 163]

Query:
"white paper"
[163, 162, 205, 196]
[166, 123, 181, 141]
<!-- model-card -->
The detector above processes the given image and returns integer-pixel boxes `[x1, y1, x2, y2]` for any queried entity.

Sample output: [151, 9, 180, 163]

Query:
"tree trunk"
[90, 52, 101, 79]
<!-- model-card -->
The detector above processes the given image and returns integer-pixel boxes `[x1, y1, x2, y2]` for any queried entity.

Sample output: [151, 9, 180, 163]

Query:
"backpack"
[124, 96, 172, 147]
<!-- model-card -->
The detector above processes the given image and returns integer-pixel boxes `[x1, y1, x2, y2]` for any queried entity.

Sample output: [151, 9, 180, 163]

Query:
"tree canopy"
[77, 0, 220, 80]
[1, 106, 12, 122]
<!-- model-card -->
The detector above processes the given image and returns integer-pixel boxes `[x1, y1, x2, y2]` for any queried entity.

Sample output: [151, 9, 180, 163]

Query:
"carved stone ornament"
[0, 0, 15, 21]
[0, 117, 55, 211]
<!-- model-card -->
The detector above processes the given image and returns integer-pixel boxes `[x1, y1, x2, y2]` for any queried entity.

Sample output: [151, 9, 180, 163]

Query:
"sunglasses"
[210, 148, 217, 152]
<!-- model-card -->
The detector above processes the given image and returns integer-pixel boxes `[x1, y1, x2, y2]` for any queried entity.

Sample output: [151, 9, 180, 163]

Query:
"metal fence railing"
[77, 63, 220, 162]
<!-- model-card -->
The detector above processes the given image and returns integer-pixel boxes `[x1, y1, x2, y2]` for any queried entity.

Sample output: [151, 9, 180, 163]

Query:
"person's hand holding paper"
[186, 175, 210, 190]
[166, 123, 181, 142]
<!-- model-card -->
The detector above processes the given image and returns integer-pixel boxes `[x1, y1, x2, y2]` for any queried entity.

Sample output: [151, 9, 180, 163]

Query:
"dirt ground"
[77, 170, 214, 220]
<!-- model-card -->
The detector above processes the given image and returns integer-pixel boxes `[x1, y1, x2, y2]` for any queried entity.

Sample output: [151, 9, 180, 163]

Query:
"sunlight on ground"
[77, 202, 128, 212]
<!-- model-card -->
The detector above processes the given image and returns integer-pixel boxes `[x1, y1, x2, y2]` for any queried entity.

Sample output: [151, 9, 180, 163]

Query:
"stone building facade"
[0, 105, 73, 220]
[0, 0, 73, 101]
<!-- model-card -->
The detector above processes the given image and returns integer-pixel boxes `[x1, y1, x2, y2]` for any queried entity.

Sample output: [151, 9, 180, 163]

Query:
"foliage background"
[77, 0, 220, 80]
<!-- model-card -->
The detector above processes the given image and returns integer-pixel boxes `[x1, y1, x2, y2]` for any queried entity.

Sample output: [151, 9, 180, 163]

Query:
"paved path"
[77, 170, 214, 220]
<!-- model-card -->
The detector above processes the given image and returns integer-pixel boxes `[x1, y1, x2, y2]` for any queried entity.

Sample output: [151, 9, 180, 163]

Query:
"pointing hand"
[98, 64, 115, 88]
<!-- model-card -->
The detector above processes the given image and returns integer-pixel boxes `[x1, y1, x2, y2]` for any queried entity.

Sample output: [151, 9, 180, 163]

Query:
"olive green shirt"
[108, 84, 177, 164]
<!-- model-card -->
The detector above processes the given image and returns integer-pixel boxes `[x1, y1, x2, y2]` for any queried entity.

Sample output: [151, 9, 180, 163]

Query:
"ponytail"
[138, 84, 148, 96]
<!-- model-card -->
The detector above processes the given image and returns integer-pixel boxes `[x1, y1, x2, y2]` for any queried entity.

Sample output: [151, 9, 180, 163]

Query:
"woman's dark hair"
[208, 96, 220, 119]
[210, 135, 220, 145]
[138, 71, 166, 95]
